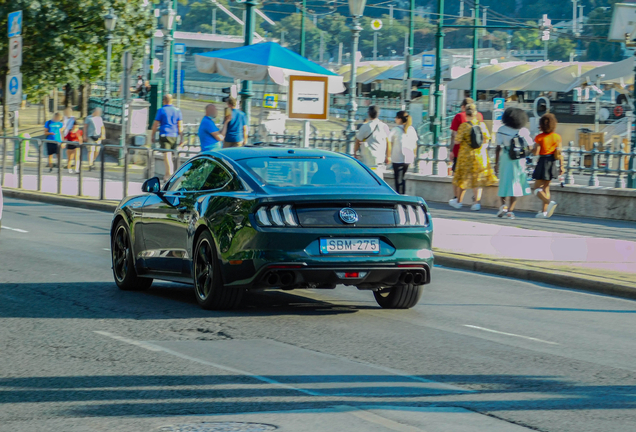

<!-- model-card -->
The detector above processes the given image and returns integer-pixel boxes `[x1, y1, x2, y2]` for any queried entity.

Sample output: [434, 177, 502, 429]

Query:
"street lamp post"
[104, 8, 117, 100]
[300, 0, 306, 57]
[431, 0, 444, 175]
[160, 1, 176, 96]
[240, 0, 258, 139]
[346, 0, 366, 155]
[405, 0, 415, 110]
[470, 0, 479, 100]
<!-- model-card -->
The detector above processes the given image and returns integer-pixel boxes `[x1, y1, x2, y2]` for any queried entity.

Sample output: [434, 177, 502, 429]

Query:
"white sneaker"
[470, 203, 481, 211]
[533, 188, 543, 196]
[497, 205, 508, 217]
[449, 198, 462, 209]
[546, 201, 558, 218]
[504, 212, 516, 220]
[68, 168, 73, 174]
[535, 212, 548, 219]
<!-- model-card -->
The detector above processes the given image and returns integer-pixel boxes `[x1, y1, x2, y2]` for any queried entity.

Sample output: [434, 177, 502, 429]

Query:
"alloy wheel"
[113, 226, 130, 283]
[195, 239, 214, 301]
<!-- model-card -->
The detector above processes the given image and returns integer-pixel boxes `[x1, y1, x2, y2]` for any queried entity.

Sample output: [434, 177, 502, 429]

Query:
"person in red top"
[65, 120, 83, 174]
[449, 98, 484, 198]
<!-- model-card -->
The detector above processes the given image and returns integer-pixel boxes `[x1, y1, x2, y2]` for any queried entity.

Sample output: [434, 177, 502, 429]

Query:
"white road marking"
[93, 331, 321, 396]
[335, 405, 425, 432]
[1, 226, 28, 233]
[102, 248, 110, 251]
[464, 325, 559, 345]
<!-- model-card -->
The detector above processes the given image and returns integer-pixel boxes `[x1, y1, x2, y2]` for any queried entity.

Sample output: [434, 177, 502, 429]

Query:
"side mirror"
[142, 177, 161, 193]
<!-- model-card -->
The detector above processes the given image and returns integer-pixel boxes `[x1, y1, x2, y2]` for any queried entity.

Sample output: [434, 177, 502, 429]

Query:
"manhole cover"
[158, 422, 278, 432]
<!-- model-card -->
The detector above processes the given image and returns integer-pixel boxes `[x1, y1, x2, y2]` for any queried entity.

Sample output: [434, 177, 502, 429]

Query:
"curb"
[3, 188, 118, 212]
[434, 251, 636, 300]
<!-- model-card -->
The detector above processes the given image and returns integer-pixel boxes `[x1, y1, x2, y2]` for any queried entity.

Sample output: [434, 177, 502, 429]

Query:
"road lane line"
[1, 226, 28, 233]
[335, 405, 426, 432]
[464, 325, 559, 345]
[93, 331, 321, 396]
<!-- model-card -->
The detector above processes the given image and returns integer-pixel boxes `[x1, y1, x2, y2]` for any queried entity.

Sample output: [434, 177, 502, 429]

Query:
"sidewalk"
[430, 202, 636, 294]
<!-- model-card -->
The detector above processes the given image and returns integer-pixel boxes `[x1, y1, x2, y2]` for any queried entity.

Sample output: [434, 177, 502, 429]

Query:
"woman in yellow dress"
[449, 105, 498, 211]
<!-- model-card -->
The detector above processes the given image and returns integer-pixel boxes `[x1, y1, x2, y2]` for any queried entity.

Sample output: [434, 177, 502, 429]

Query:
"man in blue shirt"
[198, 104, 224, 152]
[151, 94, 183, 180]
[44, 113, 64, 172]
[223, 97, 248, 148]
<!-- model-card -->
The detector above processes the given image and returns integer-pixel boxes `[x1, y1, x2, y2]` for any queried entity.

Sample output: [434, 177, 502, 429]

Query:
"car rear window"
[238, 157, 380, 187]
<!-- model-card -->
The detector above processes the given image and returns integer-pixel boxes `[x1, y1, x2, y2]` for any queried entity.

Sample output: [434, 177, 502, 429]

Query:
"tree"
[582, 5, 624, 62]
[180, 0, 266, 36]
[0, 0, 154, 102]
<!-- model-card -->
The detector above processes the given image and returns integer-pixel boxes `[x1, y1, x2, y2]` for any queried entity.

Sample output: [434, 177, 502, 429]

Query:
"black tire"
[193, 230, 243, 310]
[373, 283, 423, 309]
[112, 220, 153, 291]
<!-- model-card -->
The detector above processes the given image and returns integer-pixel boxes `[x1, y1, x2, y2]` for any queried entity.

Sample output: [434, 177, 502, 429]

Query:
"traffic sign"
[174, 43, 186, 55]
[6, 72, 22, 109]
[8, 10, 22, 37]
[371, 19, 383, 31]
[422, 54, 435, 71]
[263, 94, 278, 109]
[9, 36, 22, 70]
[493, 97, 505, 110]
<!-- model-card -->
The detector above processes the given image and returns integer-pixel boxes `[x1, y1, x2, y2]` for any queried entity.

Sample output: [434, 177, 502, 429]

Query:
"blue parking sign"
[8, 11, 22, 37]
[493, 98, 505, 110]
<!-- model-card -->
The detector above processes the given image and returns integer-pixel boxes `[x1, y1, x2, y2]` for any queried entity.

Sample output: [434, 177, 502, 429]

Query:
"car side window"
[166, 159, 216, 192]
[201, 162, 233, 191]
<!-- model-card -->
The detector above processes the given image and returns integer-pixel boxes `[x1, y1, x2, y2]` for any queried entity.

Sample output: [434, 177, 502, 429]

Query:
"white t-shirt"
[356, 119, 390, 167]
[390, 125, 418, 164]
[85, 115, 104, 138]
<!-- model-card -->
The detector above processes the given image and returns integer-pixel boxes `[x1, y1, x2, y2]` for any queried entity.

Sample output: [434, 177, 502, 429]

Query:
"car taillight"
[396, 204, 429, 227]
[255, 205, 299, 227]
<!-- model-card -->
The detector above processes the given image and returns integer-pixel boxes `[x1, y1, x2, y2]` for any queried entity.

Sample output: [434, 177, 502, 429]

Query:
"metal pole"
[170, 0, 177, 94]
[389, 4, 394, 26]
[240, 0, 257, 140]
[300, 0, 306, 57]
[212, 7, 217, 34]
[320, 31, 324, 63]
[163, 29, 172, 95]
[105, 33, 113, 99]
[405, 0, 415, 110]
[373, 31, 378, 61]
[470, 0, 479, 100]
[459, 0, 464, 17]
[338, 42, 343, 65]
[281, 30, 286, 45]
[346, 15, 362, 155]
[482, 6, 488, 49]
[544, 39, 548, 61]
[571, 0, 578, 35]
[177, 55, 182, 108]
[628, 52, 636, 188]
[431, 0, 445, 176]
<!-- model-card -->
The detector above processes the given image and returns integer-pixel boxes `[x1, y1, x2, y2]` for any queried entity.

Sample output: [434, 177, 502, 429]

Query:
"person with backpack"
[494, 108, 532, 220]
[354, 106, 391, 171]
[449, 104, 496, 211]
[389, 111, 418, 194]
[532, 113, 563, 218]
[449, 98, 484, 198]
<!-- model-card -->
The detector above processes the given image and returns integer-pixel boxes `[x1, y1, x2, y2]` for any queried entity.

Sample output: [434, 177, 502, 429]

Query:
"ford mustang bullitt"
[110, 147, 433, 310]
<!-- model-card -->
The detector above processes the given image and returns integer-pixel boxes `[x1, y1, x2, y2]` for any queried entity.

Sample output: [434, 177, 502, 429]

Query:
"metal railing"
[87, 97, 124, 124]
[414, 137, 636, 189]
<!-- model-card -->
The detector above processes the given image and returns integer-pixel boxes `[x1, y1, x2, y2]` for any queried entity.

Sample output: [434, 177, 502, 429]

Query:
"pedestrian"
[449, 98, 484, 199]
[354, 105, 391, 171]
[138, 80, 150, 99]
[65, 120, 83, 174]
[44, 112, 64, 172]
[84, 108, 105, 171]
[389, 110, 418, 194]
[198, 104, 225, 152]
[151, 94, 183, 181]
[62, 107, 76, 135]
[222, 97, 248, 148]
[494, 107, 532, 220]
[449, 104, 497, 211]
[532, 113, 563, 218]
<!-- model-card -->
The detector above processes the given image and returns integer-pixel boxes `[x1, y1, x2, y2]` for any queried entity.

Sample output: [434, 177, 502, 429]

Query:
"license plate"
[320, 238, 380, 254]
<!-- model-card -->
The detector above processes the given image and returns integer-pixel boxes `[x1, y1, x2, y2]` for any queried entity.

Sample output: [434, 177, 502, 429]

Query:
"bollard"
[37, 140, 42, 191]
[565, 141, 575, 185]
[431, 140, 439, 176]
[77, 145, 83, 197]
[589, 142, 600, 187]
[616, 142, 626, 189]
[100, 143, 106, 200]
[57, 143, 63, 195]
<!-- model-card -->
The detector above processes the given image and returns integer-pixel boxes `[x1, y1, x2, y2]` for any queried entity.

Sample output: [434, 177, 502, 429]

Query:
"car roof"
[203, 147, 350, 161]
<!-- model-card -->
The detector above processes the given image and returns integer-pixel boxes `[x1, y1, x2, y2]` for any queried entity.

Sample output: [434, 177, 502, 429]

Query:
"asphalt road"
[1, 198, 635, 432]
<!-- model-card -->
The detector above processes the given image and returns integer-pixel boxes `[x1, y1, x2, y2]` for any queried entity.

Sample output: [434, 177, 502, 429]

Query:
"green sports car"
[110, 147, 433, 310]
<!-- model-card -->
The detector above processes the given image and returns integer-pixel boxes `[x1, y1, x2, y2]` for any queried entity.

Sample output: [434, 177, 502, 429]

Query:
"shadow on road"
[0, 282, 366, 319]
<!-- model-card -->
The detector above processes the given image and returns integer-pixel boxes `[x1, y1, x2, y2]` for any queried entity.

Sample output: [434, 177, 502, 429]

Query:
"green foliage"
[0, 0, 154, 100]
[180, 1, 265, 37]
[582, 6, 624, 62]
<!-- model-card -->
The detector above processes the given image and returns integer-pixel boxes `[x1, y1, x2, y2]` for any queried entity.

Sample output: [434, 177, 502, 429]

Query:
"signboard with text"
[174, 43, 186, 55]
[288, 75, 329, 120]
[422, 54, 435, 71]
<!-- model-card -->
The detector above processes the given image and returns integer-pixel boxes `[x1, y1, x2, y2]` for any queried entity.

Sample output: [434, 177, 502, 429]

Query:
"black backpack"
[468, 123, 484, 149]
[508, 134, 529, 160]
